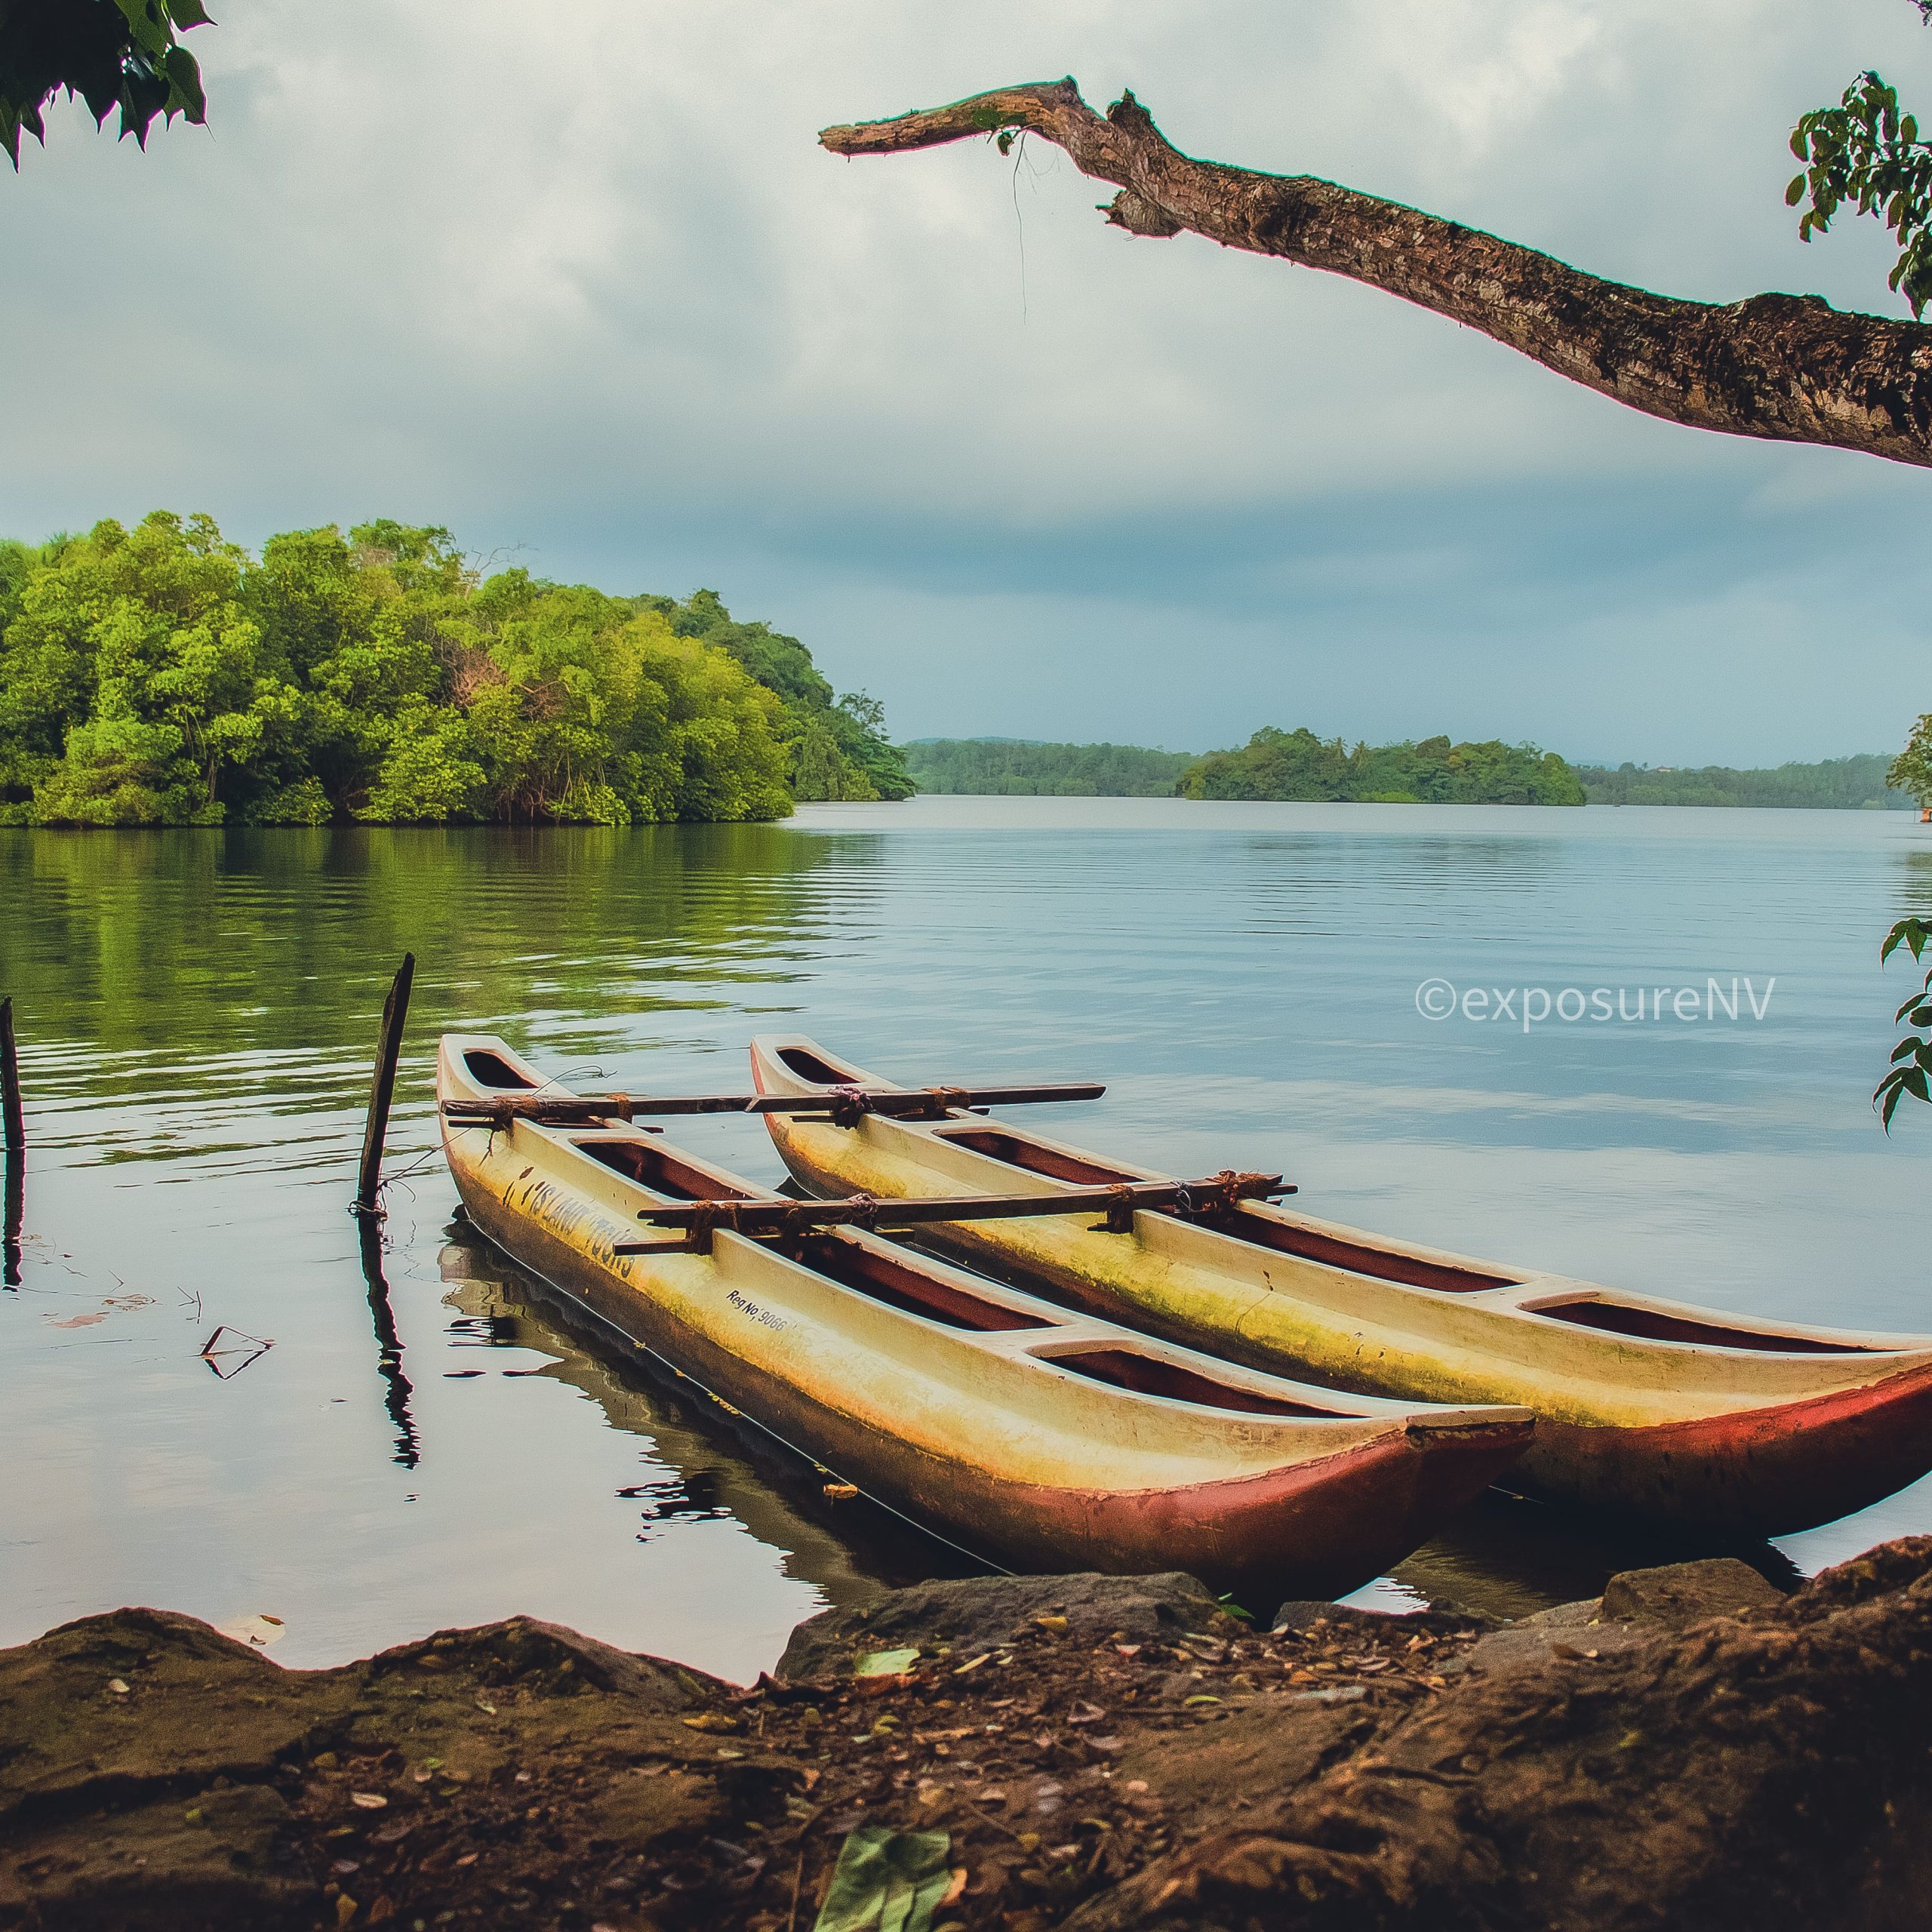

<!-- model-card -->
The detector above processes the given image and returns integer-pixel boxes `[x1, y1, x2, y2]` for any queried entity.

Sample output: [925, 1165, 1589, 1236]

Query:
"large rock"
[1599, 1555, 1789, 1626]
[0, 1786, 315, 1932]
[0, 1607, 352, 1829]
[775, 1569, 1235, 1680]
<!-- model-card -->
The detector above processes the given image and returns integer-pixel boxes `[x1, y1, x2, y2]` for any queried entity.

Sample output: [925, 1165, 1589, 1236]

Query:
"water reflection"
[358, 1220, 420, 1469]
[1390, 1492, 1806, 1623]
[5, 804, 1932, 1668]
[435, 1222, 987, 1600]
[2, 1152, 20, 1289]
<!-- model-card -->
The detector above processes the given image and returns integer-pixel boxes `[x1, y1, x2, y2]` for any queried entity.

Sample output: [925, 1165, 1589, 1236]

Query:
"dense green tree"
[0, 510, 847, 827]
[1175, 727, 1583, 806]
[0, 512, 304, 825]
[641, 589, 913, 801]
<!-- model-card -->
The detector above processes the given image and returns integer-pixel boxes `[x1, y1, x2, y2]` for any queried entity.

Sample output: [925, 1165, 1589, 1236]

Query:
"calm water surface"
[5, 798, 1932, 1678]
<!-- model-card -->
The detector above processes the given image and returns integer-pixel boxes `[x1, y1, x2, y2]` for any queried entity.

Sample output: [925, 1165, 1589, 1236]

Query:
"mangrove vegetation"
[0, 512, 910, 826]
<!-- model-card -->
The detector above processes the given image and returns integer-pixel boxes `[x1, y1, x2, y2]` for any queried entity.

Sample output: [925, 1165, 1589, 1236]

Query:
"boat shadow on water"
[433, 1215, 1801, 1625]
[434, 1216, 995, 1610]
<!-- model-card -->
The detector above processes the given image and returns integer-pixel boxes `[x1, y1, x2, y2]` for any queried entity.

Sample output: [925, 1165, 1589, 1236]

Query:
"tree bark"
[820, 78, 1932, 469]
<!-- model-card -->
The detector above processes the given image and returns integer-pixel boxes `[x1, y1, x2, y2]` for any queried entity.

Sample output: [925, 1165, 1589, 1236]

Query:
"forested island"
[0, 512, 910, 826]
[1176, 726, 1586, 804]
[1576, 755, 1909, 809]
[902, 737, 1194, 795]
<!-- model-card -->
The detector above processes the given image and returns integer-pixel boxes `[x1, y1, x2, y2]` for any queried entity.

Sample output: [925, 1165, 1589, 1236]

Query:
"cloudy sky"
[6, 0, 1931, 762]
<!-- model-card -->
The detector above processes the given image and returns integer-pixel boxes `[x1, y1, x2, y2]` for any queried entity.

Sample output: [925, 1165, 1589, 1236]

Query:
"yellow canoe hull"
[750, 1034, 1932, 1534]
[438, 1035, 1533, 1598]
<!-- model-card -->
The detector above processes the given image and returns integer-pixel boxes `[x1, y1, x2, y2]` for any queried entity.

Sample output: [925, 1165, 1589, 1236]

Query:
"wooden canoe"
[749, 1033, 1932, 1534]
[438, 1034, 1533, 1598]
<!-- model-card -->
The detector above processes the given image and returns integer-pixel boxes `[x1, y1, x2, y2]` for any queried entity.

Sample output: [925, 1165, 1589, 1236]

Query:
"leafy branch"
[1, 0, 213, 170]
[1876, 917, 1932, 1127]
[1789, 67, 1932, 316]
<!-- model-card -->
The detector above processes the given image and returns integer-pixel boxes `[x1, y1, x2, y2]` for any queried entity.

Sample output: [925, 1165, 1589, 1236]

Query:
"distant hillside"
[1177, 728, 1585, 805]
[903, 739, 1194, 796]
[1576, 755, 1909, 809]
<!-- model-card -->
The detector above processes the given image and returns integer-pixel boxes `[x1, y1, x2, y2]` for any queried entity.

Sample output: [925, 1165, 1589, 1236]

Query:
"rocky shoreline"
[5, 1541, 1929, 1930]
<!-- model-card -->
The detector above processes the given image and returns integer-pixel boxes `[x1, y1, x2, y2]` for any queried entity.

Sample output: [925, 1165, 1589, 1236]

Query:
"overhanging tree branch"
[821, 78, 1932, 469]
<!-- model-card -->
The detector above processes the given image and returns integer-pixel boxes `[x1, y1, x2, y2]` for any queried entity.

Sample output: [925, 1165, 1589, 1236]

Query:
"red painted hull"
[1525, 1358, 1932, 1534]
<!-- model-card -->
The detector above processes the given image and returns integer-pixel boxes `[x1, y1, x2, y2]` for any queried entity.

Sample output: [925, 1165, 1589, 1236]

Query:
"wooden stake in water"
[0, 996, 23, 1155]
[353, 955, 415, 1220]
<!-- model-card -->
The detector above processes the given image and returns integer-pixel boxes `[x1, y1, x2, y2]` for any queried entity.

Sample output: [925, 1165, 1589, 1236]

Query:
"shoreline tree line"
[908, 736, 1916, 807]
[0, 512, 911, 827]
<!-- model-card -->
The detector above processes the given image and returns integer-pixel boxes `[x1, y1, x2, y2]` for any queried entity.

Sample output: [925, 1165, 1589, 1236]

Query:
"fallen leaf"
[681, 1713, 739, 1733]
[1033, 1614, 1069, 1635]
[349, 1792, 388, 1810]
[952, 1653, 992, 1676]
[942, 1866, 970, 1906]
[854, 1648, 921, 1678]
[108, 1678, 130, 1695]
[823, 1482, 859, 1500]
[475, 1698, 497, 1715]
[1183, 1695, 1222, 1708]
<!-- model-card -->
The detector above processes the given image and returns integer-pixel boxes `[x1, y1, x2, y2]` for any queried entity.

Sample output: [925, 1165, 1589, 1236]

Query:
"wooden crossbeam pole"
[611, 1172, 1292, 1254]
[440, 1081, 1103, 1128]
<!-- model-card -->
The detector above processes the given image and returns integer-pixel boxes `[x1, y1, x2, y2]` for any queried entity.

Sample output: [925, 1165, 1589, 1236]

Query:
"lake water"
[5, 798, 1932, 1681]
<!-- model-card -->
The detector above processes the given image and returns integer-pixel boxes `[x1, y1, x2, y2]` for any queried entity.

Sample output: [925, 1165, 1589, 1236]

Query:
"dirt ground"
[5, 1545, 1931, 1930]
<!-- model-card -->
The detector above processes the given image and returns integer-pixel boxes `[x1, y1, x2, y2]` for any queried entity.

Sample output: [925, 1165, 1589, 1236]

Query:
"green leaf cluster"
[0, 510, 848, 827]
[2, 0, 211, 168]
[1789, 67, 1932, 315]
[1878, 916, 1932, 1127]
[635, 588, 913, 801]
[1174, 727, 1585, 806]
[902, 738, 1195, 796]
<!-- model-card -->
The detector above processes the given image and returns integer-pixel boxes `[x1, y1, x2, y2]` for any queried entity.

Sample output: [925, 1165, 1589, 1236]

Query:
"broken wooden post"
[0, 996, 22, 1155]
[352, 954, 415, 1220]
